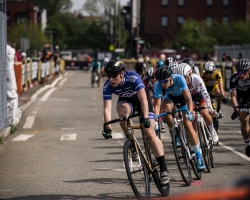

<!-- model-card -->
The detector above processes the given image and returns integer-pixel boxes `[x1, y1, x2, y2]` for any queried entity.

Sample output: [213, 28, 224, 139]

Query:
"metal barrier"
[0, 0, 7, 132]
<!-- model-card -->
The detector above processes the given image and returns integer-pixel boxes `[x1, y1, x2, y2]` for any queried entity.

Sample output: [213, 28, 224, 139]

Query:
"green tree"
[30, 0, 72, 17]
[8, 23, 48, 51]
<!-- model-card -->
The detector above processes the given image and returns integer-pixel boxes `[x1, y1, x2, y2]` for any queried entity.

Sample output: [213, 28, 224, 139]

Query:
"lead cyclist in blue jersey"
[154, 65, 206, 171]
[102, 59, 170, 186]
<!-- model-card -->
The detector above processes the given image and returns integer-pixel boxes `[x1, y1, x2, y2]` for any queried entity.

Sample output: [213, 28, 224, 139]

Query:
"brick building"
[139, 0, 250, 49]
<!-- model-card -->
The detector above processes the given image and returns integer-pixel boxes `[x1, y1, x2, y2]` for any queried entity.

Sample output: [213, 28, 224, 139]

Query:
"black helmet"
[164, 57, 176, 66]
[104, 59, 125, 75]
[183, 58, 195, 69]
[236, 59, 250, 71]
[155, 65, 172, 80]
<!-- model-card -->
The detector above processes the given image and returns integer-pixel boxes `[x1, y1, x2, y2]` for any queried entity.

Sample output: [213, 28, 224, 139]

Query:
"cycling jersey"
[188, 74, 212, 108]
[201, 69, 223, 87]
[90, 61, 101, 72]
[143, 76, 156, 90]
[103, 71, 144, 101]
[230, 72, 250, 104]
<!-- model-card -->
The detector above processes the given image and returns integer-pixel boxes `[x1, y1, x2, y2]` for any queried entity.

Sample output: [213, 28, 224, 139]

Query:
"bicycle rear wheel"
[145, 141, 170, 196]
[123, 139, 150, 199]
[198, 121, 212, 172]
[172, 128, 192, 186]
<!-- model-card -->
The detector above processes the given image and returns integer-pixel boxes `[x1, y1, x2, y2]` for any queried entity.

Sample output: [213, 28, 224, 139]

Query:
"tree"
[8, 23, 48, 51]
[30, 0, 72, 17]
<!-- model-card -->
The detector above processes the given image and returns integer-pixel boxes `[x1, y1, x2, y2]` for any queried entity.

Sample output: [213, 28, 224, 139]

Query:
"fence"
[0, 0, 7, 132]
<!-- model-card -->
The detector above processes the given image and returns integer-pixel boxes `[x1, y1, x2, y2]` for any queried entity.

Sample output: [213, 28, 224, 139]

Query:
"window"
[161, 16, 168, 26]
[177, 16, 184, 25]
[222, 16, 229, 23]
[222, 0, 229, 6]
[178, 0, 184, 6]
[162, 0, 168, 6]
[16, 13, 28, 24]
[207, 0, 213, 6]
[206, 16, 213, 26]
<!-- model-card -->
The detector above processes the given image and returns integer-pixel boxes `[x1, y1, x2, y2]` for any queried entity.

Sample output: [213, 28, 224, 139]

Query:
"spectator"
[237, 52, 243, 60]
[14, 47, 21, 63]
[221, 52, 232, 62]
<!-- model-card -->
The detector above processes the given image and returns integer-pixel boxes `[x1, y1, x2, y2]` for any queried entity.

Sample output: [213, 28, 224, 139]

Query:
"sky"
[71, 0, 130, 13]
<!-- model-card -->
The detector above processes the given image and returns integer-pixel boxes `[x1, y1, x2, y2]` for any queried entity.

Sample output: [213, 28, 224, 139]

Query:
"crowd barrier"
[14, 59, 65, 95]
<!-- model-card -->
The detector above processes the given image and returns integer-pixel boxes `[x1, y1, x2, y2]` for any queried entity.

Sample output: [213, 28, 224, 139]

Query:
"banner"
[65, 60, 90, 70]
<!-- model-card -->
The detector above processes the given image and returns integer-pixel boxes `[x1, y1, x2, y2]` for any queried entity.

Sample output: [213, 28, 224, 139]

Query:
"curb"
[0, 74, 64, 140]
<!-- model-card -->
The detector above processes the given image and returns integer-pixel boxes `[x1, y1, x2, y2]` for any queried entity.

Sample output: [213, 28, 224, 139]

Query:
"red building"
[140, 0, 250, 49]
[6, 0, 38, 28]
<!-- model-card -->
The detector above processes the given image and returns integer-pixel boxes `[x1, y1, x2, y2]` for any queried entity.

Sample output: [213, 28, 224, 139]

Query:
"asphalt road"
[0, 71, 249, 199]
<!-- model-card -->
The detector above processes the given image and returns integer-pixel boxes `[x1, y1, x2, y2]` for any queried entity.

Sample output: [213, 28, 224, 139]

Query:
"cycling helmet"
[204, 61, 216, 72]
[155, 65, 172, 80]
[175, 63, 192, 77]
[169, 61, 179, 72]
[164, 57, 176, 66]
[104, 59, 125, 75]
[156, 60, 164, 68]
[183, 58, 195, 69]
[235, 59, 250, 71]
[138, 57, 144, 63]
[146, 67, 156, 78]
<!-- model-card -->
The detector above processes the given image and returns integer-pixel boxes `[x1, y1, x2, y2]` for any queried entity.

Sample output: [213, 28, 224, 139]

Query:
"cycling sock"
[156, 156, 168, 172]
[217, 106, 221, 112]
[192, 144, 202, 159]
[245, 140, 250, 146]
[208, 125, 215, 133]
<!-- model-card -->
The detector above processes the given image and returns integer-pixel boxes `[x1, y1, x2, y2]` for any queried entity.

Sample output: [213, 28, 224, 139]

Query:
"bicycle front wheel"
[123, 139, 150, 199]
[172, 128, 192, 186]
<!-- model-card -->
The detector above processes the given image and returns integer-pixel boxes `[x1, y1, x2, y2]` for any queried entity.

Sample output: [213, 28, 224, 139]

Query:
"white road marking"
[58, 77, 67, 87]
[237, 131, 241, 134]
[23, 111, 37, 129]
[12, 134, 34, 141]
[112, 132, 125, 139]
[41, 88, 58, 101]
[96, 168, 126, 172]
[61, 128, 76, 131]
[60, 134, 77, 140]
[220, 142, 250, 162]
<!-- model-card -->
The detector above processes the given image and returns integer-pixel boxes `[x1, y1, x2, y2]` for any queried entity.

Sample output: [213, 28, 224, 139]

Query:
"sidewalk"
[0, 74, 62, 140]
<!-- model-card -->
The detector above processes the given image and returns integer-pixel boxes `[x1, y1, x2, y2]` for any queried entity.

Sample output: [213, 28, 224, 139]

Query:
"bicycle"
[155, 107, 202, 186]
[103, 113, 170, 199]
[194, 104, 215, 172]
[91, 69, 100, 88]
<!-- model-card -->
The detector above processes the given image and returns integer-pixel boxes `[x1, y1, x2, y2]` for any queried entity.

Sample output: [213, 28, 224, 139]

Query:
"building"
[139, 0, 250, 49]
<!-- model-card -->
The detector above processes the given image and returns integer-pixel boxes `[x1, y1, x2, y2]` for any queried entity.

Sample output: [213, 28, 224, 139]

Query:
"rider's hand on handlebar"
[186, 111, 194, 122]
[140, 118, 151, 128]
[102, 128, 112, 139]
[209, 109, 217, 117]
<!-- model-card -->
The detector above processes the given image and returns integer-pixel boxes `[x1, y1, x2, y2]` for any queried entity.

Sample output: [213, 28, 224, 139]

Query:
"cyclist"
[169, 61, 179, 72]
[175, 63, 219, 143]
[90, 58, 101, 88]
[230, 59, 250, 157]
[201, 61, 227, 118]
[143, 67, 157, 100]
[101, 57, 109, 81]
[182, 57, 200, 76]
[102, 59, 170, 185]
[156, 54, 166, 68]
[154, 65, 206, 171]
[164, 56, 177, 67]
[134, 57, 146, 79]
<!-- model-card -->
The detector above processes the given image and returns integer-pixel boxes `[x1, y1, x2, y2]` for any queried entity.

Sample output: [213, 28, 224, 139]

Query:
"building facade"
[140, 0, 250, 49]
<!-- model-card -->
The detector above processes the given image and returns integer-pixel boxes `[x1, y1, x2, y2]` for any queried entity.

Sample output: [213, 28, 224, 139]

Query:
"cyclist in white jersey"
[175, 63, 219, 143]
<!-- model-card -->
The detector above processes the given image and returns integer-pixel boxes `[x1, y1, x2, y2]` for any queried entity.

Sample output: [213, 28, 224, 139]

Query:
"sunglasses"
[159, 78, 171, 84]
[206, 71, 213, 75]
[107, 73, 119, 78]
[237, 70, 248, 75]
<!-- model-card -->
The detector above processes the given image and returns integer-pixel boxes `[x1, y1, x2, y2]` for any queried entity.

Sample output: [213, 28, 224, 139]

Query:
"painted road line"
[220, 142, 250, 162]
[112, 132, 125, 139]
[41, 87, 58, 101]
[58, 77, 68, 88]
[60, 134, 77, 140]
[23, 111, 37, 129]
[12, 134, 34, 141]
[61, 128, 76, 131]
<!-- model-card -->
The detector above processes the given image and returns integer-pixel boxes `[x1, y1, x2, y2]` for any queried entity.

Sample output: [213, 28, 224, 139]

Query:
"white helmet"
[146, 67, 156, 78]
[169, 61, 179, 73]
[204, 61, 216, 72]
[138, 58, 144, 63]
[175, 63, 192, 77]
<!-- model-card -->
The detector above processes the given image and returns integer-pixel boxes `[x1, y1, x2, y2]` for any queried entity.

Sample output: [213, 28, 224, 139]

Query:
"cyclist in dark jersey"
[230, 59, 250, 157]
[102, 59, 170, 185]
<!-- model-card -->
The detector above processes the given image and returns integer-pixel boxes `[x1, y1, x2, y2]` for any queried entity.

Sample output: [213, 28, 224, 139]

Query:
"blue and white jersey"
[103, 71, 144, 101]
[154, 74, 188, 99]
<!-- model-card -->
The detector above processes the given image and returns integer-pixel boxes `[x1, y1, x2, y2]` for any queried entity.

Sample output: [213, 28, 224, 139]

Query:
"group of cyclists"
[101, 55, 250, 188]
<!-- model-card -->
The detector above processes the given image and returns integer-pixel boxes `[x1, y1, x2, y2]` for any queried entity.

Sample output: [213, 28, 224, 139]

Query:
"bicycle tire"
[123, 139, 150, 199]
[145, 141, 170, 196]
[172, 127, 192, 186]
[198, 121, 212, 172]
[190, 154, 202, 180]
[204, 125, 215, 168]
